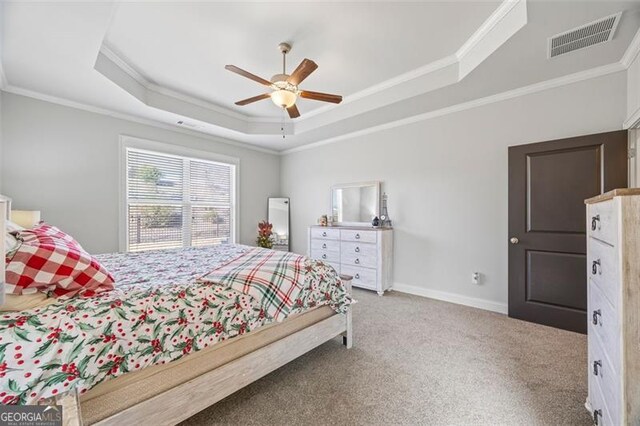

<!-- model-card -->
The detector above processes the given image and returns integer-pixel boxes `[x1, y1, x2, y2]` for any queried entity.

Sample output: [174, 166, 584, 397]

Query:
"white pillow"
[5, 233, 18, 254]
[5, 220, 24, 254]
[6, 220, 25, 233]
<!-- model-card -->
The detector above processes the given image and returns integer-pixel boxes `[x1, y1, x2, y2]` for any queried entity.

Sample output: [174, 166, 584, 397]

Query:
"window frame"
[119, 135, 239, 252]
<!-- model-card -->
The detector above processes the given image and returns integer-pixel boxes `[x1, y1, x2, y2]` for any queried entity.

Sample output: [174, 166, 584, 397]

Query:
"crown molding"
[621, 27, 640, 68]
[281, 62, 626, 155]
[96, 47, 296, 138]
[0, 84, 280, 156]
[100, 44, 252, 123]
[624, 107, 640, 130]
[3, 59, 626, 157]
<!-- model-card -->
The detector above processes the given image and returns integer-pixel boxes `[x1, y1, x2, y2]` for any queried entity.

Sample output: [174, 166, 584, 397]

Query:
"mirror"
[268, 197, 290, 251]
[331, 182, 380, 226]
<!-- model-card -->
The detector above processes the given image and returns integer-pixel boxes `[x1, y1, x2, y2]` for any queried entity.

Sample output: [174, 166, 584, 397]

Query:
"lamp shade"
[270, 90, 297, 108]
[11, 210, 41, 229]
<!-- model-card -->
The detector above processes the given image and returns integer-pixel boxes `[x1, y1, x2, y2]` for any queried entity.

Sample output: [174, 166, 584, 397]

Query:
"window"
[125, 146, 236, 252]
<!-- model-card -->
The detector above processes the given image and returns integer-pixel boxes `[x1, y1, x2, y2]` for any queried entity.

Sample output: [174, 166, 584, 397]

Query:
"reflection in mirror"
[331, 182, 380, 225]
[268, 198, 289, 251]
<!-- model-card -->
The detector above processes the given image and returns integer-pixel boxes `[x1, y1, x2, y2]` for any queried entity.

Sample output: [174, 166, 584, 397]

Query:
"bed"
[0, 198, 353, 425]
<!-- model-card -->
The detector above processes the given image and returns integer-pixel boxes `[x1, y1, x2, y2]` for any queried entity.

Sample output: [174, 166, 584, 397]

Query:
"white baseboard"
[392, 283, 508, 315]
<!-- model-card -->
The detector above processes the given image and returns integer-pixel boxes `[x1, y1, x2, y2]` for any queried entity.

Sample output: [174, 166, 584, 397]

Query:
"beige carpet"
[181, 289, 592, 425]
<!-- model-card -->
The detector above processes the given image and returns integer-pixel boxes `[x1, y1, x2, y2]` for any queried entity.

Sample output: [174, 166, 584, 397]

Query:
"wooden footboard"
[94, 312, 350, 426]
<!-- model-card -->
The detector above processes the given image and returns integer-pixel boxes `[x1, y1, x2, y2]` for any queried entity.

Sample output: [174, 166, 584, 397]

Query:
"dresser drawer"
[310, 239, 340, 252]
[588, 278, 620, 375]
[341, 265, 377, 290]
[310, 227, 340, 240]
[589, 332, 620, 425]
[311, 249, 340, 263]
[340, 229, 377, 244]
[588, 237, 620, 310]
[588, 200, 618, 247]
[341, 241, 377, 259]
[341, 251, 377, 269]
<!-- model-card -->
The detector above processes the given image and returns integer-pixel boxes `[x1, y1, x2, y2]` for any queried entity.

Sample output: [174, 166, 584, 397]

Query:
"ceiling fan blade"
[225, 65, 272, 86]
[287, 104, 300, 119]
[235, 93, 271, 106]
[287, 59, 318, 86]
[299, 90, 342, 104]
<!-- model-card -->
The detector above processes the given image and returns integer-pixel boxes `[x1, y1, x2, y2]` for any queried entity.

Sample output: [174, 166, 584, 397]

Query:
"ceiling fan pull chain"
[282, 49, 286, 74]
[281, 109, 286, 139]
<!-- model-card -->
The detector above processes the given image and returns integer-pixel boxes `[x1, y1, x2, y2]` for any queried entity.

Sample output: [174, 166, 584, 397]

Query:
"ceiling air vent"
[548, 12, 621, 58]
[177, 120, 200, 129]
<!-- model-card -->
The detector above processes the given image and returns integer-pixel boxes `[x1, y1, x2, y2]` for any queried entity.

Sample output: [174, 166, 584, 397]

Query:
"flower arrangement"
[256, 221, 274, 249]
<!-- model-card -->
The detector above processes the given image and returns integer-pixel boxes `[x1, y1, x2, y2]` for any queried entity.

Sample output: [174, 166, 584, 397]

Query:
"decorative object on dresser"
[584, 188, 640, 425]
[268, 197, 290, 251]
[380, 193, 392, 227]
[308, 226, 393, 296]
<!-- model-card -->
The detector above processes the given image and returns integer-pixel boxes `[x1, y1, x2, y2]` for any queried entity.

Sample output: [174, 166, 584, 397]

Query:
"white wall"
[0, 93, 281, 253]
[281, 72, 627, 310]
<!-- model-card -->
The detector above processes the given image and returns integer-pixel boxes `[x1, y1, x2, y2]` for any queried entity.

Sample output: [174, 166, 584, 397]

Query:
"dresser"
[307, 226, 393, 295]
[585, 189, 640, 425]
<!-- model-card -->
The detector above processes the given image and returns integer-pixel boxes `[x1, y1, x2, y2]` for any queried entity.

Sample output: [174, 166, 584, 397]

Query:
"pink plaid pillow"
[5, 224, 115, 298]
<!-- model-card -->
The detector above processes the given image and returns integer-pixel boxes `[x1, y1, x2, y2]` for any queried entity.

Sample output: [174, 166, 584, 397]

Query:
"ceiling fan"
[225, 43, 342, 119]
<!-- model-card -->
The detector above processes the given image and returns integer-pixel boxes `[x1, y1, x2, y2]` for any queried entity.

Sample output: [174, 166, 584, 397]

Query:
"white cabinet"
[585, 189, 640, 425]
[308, 226, 393, 295]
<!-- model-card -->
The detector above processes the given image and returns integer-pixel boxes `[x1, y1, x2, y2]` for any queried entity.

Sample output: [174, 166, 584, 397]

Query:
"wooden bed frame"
[0, 199, 353, 426]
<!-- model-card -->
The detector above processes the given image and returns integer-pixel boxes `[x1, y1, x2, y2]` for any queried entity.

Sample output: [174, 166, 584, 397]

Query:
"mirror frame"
[268, 197, 290, 251]
[330, 181, 381, 227]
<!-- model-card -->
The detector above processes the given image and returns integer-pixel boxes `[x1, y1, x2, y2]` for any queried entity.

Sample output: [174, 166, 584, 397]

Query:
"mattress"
[81, 305, 335, 424]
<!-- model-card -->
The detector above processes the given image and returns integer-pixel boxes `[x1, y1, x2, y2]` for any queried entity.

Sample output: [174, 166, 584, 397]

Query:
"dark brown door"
[508, 131, 627, 333]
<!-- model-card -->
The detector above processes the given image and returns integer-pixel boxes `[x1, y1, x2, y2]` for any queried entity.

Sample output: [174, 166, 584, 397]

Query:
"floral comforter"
[0, 245, 351, 405]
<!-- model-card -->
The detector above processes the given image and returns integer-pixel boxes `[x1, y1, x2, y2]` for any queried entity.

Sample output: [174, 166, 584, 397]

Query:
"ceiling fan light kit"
[225, 42, 342, 119]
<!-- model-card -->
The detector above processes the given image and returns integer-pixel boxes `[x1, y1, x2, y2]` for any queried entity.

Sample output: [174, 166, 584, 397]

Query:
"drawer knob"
[593, 409, 602, 425]
[322, 231, 327, 237]
[355, 273, 360, 279]
[355, 247, 360, 253]
[355, 233, 360, 239]
[592, 259, 601, 275]
[591, 215, 600, 231]
[592, 309, 602, 326]
[355, 258, 360, 265]
[322, 254, 327, 259]
[510, 237, 519, 245]
[322, 243, 327, 249]
[593, 360, 602, 376]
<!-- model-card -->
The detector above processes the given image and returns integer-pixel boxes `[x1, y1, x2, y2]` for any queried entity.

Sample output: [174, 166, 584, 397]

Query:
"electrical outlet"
[472, 272, 480, 285]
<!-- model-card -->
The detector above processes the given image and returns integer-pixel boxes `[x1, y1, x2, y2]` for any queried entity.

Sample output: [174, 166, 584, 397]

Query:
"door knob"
[510, 237, 519, 244]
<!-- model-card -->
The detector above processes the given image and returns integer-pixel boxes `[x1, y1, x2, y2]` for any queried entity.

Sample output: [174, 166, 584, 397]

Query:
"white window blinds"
[126, 148, 235, 252]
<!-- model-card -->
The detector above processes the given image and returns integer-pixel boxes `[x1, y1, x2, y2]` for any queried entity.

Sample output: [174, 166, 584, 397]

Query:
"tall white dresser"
[308, 226, 393, 295]
[585, 189, 640, 425]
